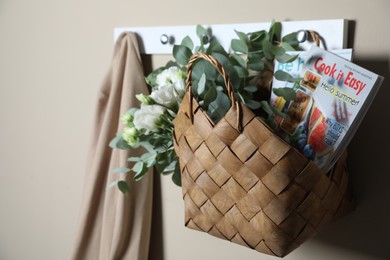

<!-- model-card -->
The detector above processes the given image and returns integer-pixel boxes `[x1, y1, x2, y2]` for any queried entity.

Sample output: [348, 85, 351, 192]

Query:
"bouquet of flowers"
[110, 21, 301, 195]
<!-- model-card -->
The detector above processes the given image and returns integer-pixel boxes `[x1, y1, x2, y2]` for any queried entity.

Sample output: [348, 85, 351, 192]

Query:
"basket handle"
[185, 52, 243, 131]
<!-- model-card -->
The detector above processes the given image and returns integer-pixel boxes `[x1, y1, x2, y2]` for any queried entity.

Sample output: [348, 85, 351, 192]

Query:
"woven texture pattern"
[173, 53, 354, 257]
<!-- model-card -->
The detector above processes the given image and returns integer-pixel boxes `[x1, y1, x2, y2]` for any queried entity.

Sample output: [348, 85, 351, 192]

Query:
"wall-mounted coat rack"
[114, 19, 348, 54]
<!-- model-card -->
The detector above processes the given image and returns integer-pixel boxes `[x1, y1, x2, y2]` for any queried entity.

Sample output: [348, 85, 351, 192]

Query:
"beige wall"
[0, 0, 389, 259]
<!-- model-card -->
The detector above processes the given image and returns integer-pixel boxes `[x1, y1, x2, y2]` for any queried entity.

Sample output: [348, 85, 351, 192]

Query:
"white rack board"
[114, 19, 348, 54]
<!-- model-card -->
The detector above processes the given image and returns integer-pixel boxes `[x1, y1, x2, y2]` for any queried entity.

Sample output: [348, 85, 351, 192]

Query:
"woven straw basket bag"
[173, 52, 354, 257]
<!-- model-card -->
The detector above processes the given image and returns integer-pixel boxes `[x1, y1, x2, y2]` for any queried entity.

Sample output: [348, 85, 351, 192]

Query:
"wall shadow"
[314, 56, 390, 259]
[148, 172, 165, 260]
[142, 54, 165, 260]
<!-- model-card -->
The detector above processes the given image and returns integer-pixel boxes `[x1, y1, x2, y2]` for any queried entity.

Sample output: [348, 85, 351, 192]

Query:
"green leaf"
[109, 134, 131, 150]
[145, 61, 178, 87]
[270, 45, 286, 56]
[271, 106, 291, 120]
[231, 39, 248, 54]
[282, 32, 299, 48]
[273, 87, 296, 101]
[234, 66, 248, 78]
[245, 99, 262, 110]
[132, 161, 144, 174]
[134, 168, 149, 181]
[171, 163, 182, 186]
[248, 54, 264, 69]
[173, 45, 192, 65]
[235, 30, 249, 43]
[196, 25, 208, 39]
[192, 59, 217, 82]
[267, 117, 277, 130]
[154, 163, 164, 175]
[274, 70, 299, 83]
[213, 53, 240, 91]
[230, 53, 246, 68]
[145, 66, 165, 87]
[132, 159, 149, 180]
[260, 100, 274, 116]
[141, 152, 157, 168]
[181, 36, 194, 50]
[155, 153, 169, 174]
[127, 157, 140, 162]
[268, 20, 282, 42]
[247, 58, 265, 71]
[204, 86, 218, 104]
[249, 30, 266, 42]
[197, 73, 206, 95]
[262, 40, 274, 60]
[249, 30, 266, 49]
[235, 91, 245, 103]
[208, 91, 231, 123]
[113, 167, 131, 174]
[207, 38, 227, 55]
[244, 85, 258, 92]
[212, 52, 230, 68]
[275, 53, 298, 63]
[161, 161, 176, 175]
[138, 140, 155, 153]
[281, 42, 297, 52]
[117, 181, 130, 197]
[109, 134, 121, 148]
[126, 107, 138, 116]
[106, 180, 118, 189]
[270, 44, 298, 63]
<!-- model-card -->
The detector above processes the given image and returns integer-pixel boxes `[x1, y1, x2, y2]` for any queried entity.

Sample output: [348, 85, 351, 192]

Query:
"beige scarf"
[72, 32, 153, 260]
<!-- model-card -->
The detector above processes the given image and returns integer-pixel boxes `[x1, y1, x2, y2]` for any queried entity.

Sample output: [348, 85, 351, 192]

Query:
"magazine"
[271, 45, 384, 173]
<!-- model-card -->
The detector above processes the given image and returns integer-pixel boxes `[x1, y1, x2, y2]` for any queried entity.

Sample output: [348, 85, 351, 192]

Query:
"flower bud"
[123, 127, 139, 146]
[136, 94, 155, 105]
[121, 113, 133, 125]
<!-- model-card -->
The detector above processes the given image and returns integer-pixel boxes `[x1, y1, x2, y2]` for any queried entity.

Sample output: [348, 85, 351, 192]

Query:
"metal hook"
[296, 30, 321, 47]
[160, 34, 175, 45]
[296, 30, 308, 43]
[160, 34, 169, 44]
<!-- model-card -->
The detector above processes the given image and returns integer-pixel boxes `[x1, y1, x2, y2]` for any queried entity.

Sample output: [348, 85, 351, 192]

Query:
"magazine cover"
[271, 46, 383, 172]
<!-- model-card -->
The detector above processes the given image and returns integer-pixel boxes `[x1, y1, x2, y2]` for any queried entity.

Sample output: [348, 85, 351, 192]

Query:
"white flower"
[133, 104, 165, 134]
[155, 66, 186, 97]
[150, 84, 180, 110]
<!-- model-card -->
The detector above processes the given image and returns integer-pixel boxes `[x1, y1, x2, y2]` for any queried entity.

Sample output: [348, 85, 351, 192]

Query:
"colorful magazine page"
[271, 46, 383, 172]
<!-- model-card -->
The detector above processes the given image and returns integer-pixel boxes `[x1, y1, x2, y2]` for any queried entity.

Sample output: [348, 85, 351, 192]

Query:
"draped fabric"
[72, 32, 153, 260]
